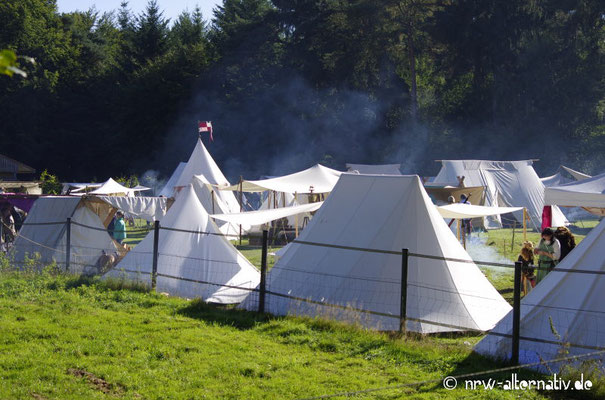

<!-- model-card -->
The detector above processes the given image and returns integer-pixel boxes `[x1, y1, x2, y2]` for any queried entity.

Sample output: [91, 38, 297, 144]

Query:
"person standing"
[554, 226, 576, 261]
[112, 211, 127, 244]
[460, 194, 472, 236]
[534, 228, 560, 284]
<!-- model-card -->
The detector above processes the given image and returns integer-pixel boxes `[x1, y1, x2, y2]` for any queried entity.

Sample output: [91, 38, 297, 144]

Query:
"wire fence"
[6, 218, 605, 370]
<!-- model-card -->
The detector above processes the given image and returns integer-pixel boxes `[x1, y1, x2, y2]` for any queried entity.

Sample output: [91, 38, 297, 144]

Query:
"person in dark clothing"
[518, 241, 536, 294]
[554, 226, 576, 261]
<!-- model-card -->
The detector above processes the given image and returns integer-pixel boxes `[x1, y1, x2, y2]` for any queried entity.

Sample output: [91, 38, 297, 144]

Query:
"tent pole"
[456, 219, 460, 241]
[462, 224, 466, 249]
[523, 208, 527, 241]
[211, 190, 215, 214]
[239, 176, 243, 246]
[294, 192, 299, 238]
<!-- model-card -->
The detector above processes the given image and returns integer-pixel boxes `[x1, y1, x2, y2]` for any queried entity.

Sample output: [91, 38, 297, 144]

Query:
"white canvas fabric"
[191, 175, 240, 237]
[96, 196, 171, 222]
[437, 204, 523, 219]
[541, 165, 591, 188]
[107, 185, 259, 304]
[475, 220, 605, 369]
[241, 174, 511, 333]
[174, 139, 241, 214]
[346, 163, 402, 175]
[211, 202, 323, 227]
[158, 162, 186, 197]
[250, 191, 313, 231]
[14, 197, 117, 274]
[561, 165, 591, 181]
[223, 164, 343, 194]
[540, 173, 571, 188]
[432, 160, 568, 230]
[545, 172, 605, 209]
[87, 178, 144, 196]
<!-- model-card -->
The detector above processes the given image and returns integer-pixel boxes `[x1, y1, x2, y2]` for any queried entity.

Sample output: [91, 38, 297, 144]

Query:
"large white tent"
[545, 172, 605, 214]
[223, 164, 343, 194]
[475, 219, 605, 368]
[431, 160, 568, 230]
[346, 163, 402, 175]
[14, 197, 118, 274]
[106, 185, 260, 304]
[173, 138, 241, 214]
[241, 174, 511, 333]
[158, 162, 186, 197]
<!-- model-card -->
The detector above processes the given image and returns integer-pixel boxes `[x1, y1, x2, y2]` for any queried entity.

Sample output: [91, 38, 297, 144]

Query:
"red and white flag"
[198, 121, 213, 141]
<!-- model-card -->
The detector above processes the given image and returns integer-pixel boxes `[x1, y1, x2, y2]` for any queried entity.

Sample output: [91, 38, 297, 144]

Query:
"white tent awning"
[211, 202, 323, 227]
[437, 204, 523, 219]
[222, 164, 343, 194]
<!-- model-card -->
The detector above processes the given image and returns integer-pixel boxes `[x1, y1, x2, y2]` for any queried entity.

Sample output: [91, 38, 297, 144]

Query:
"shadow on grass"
[177, 299, 277, 330]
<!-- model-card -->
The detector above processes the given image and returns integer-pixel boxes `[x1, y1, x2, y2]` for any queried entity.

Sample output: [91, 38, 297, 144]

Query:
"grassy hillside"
[3, 269, 601, 400]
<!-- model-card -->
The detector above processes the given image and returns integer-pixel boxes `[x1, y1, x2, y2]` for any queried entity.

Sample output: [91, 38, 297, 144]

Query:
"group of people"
[518, 226, 576, 293]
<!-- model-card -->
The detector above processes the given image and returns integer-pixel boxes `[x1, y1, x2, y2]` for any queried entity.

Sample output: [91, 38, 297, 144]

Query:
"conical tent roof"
[432, 160, 568, 230]
[475, 220, 605, 368]
[174, 139, 240, 213]
[242, 174, 511, 333]
[107, 185, 259, 303]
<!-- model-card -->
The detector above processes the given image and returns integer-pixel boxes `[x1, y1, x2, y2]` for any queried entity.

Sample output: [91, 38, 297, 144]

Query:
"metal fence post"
[65, 217, 71, 272]
[258, 229, 268, 313]
[512, 260, 522, 364]
[400, 248, 409, 335]
[151, 220, 160, 291]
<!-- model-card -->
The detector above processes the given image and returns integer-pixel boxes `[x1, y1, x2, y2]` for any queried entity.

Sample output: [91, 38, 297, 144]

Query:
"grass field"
[2, 269, 603, 400]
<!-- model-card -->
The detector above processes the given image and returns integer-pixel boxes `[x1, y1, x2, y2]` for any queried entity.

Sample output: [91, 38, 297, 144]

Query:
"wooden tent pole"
[523, 208, 527, 241]
[211, 190, 215, 214]
[456, 219, 461, 241]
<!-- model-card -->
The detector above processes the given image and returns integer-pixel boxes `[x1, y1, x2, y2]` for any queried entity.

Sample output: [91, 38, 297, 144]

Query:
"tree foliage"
[0, 0, 603, 181]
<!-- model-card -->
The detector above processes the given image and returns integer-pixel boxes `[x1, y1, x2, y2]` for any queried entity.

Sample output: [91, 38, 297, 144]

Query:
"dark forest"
[1, 0, 603, 182]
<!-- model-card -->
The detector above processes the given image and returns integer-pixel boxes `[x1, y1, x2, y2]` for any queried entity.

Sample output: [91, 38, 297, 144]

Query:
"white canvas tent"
[545, 172, 605, 211]
[241, 174, 511, 333]
[541, 165, 591, 188]
[71, 178, 146, 197]
[346, 163, 402, 175]
[223, 164, 343, 194]
[174, 139, 241, 214]
[191, 174, 240, 237]
[475, 219, 605, 369]
[432, 160, 568, 230]
[14, 197, 118, 274]
[158, 162, 186, 197]
[106, 185, 259, 303]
